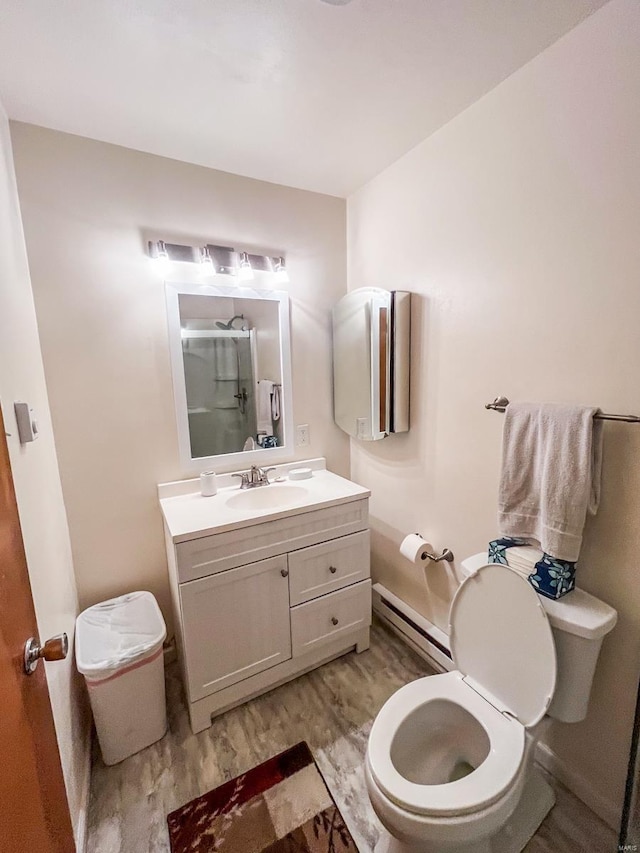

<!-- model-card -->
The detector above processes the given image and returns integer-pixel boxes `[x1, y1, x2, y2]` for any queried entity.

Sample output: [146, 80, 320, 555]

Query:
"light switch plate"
[14, 402, 39, 444]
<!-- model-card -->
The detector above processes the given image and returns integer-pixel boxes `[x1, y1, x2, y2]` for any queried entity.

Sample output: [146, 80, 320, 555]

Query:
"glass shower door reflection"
[182, 330, 257, 458]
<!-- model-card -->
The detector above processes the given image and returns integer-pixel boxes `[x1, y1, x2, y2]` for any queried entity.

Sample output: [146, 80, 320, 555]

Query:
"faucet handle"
[232, 471, 250, 488]
[261, 467, 277, 484]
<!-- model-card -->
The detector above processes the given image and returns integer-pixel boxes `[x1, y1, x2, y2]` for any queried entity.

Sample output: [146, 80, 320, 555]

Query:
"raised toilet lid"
[449, 563, 557, 727]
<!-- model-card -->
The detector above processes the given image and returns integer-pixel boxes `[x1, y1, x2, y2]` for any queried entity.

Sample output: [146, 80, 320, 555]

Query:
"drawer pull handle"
[329, 565, 338, 574]
[281, 568, 289, 577]
[331, 616, 339, 626]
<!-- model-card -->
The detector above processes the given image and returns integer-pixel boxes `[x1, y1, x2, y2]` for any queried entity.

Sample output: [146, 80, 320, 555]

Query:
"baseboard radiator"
[372, 583, 453, 673]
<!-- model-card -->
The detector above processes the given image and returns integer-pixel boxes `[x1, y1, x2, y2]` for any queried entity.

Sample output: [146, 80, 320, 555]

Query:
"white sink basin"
[224, 484, 309, 512]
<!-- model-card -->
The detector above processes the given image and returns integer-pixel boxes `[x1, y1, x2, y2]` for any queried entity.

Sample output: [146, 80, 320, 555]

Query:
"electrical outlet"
[296, 424, 310, 447]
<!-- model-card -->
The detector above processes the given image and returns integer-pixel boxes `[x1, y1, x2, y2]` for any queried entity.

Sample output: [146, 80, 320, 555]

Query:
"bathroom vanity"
[159, 460, 371, 732]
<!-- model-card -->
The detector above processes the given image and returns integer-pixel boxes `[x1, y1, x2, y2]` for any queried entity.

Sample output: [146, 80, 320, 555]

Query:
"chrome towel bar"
[485, 396, 640, 424]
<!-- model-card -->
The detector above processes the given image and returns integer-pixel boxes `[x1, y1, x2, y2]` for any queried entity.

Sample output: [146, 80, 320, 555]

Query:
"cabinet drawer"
[288, 531, 370, 605]
[290, 580, 372, 658]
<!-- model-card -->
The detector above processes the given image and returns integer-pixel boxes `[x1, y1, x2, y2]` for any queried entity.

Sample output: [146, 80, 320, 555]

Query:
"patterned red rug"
[167, 741, 359, 853]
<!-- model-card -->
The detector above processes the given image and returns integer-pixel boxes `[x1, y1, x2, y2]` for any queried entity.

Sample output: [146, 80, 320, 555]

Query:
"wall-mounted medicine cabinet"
[332, 288, 410, 441]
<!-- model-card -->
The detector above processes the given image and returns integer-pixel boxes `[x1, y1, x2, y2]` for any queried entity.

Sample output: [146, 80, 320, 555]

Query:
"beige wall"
[9, 124, 349, 634]
[348, 0, 640, 828]
[0, 103, 89, 848]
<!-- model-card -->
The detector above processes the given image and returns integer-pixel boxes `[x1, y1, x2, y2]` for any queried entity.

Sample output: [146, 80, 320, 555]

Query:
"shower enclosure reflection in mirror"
[332, 288, 410, 440]
[165, 281, 293, 472]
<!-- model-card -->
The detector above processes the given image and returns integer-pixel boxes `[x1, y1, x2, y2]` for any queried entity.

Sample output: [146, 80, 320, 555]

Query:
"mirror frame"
[165, 280, 294, 473]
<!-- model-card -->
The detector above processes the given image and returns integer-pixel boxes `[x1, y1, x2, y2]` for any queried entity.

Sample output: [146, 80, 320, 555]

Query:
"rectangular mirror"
[332, 288, 410, 440]
[165, 282, 293, 471]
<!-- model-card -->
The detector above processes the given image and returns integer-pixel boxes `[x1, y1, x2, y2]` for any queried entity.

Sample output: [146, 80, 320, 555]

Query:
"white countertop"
[159, 462, 370, 543]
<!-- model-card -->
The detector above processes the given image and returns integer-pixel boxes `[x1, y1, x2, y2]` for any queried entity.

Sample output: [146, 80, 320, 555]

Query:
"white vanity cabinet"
[162, 483, 371, 734]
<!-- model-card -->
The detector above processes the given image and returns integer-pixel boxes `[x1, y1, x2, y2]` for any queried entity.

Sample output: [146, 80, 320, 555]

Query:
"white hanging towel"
[498, 402, 603, 562]
[271, 384, 281, 422]
[257, 380, 274, 434]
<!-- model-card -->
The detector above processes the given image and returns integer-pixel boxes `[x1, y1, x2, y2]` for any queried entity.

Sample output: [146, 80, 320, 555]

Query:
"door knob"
[24, 633, 69, 675]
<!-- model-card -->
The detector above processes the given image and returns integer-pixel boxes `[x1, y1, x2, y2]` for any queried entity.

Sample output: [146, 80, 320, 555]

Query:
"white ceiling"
[0, 0, 608, 197]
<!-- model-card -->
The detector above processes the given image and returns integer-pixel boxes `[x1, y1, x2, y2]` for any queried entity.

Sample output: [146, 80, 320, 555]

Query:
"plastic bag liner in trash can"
[76, 591, 167, 764]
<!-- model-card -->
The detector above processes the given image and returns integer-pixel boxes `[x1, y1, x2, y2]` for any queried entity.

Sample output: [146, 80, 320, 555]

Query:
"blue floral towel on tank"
[529, 554, 576, 599]
[488, 538, 576, 600]
[488, 537, 530, 565]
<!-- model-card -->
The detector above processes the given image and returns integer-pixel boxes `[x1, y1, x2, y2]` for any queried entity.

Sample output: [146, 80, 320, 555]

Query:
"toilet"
[366, 557, 617, 853]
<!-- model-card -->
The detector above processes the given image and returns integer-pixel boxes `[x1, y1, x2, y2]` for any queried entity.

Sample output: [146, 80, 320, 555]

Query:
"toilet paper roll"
[200, 471, 218, 497]
[400, 533, 430, 563]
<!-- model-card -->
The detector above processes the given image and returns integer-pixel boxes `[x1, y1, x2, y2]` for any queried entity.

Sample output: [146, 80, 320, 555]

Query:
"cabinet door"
[180, 555, 291, 702]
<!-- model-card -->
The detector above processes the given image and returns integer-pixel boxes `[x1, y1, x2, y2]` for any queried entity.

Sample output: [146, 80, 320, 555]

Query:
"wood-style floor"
[86, 618, 616, 852]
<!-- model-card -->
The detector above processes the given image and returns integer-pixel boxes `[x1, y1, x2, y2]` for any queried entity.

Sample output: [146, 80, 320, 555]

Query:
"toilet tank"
[460, 554, 617, 723]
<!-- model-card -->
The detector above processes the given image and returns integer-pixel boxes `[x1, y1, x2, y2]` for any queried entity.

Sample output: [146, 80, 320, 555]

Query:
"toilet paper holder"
[400, 533, 455, 565]
[422, 547, 454, 563]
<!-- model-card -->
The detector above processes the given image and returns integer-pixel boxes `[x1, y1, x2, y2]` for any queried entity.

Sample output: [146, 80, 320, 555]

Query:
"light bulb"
[273, 256, 289, 284]
[237, 252, 254, 282]
[149, 240, 171, 275]
[199, 247, 215, 275]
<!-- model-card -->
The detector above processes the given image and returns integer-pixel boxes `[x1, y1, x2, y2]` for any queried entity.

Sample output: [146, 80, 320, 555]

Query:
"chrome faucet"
[232, 465, 276, 489]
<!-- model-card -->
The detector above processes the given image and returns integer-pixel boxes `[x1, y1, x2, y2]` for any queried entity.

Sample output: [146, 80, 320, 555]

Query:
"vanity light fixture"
[237, 252, 254, 282]
[147, 240, 286, 283]
[273, 257, 289, 284]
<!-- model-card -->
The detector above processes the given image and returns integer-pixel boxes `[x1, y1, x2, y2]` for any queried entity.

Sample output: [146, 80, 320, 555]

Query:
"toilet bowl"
[368, 673, 524, 816]
[367, 673, 534, 852]
[366, 562, 560, 853]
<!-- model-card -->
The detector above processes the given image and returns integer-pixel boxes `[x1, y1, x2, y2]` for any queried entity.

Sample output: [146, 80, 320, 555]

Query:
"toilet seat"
[367, 671, 525, 816]
[449, 563, 556, 728]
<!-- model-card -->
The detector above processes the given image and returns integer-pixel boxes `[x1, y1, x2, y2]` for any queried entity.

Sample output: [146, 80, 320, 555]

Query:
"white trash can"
[75, 591, 167, 765]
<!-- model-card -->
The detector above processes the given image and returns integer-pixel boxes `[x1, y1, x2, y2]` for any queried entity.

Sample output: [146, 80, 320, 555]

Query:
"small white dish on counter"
[288, 467, 313, 481]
